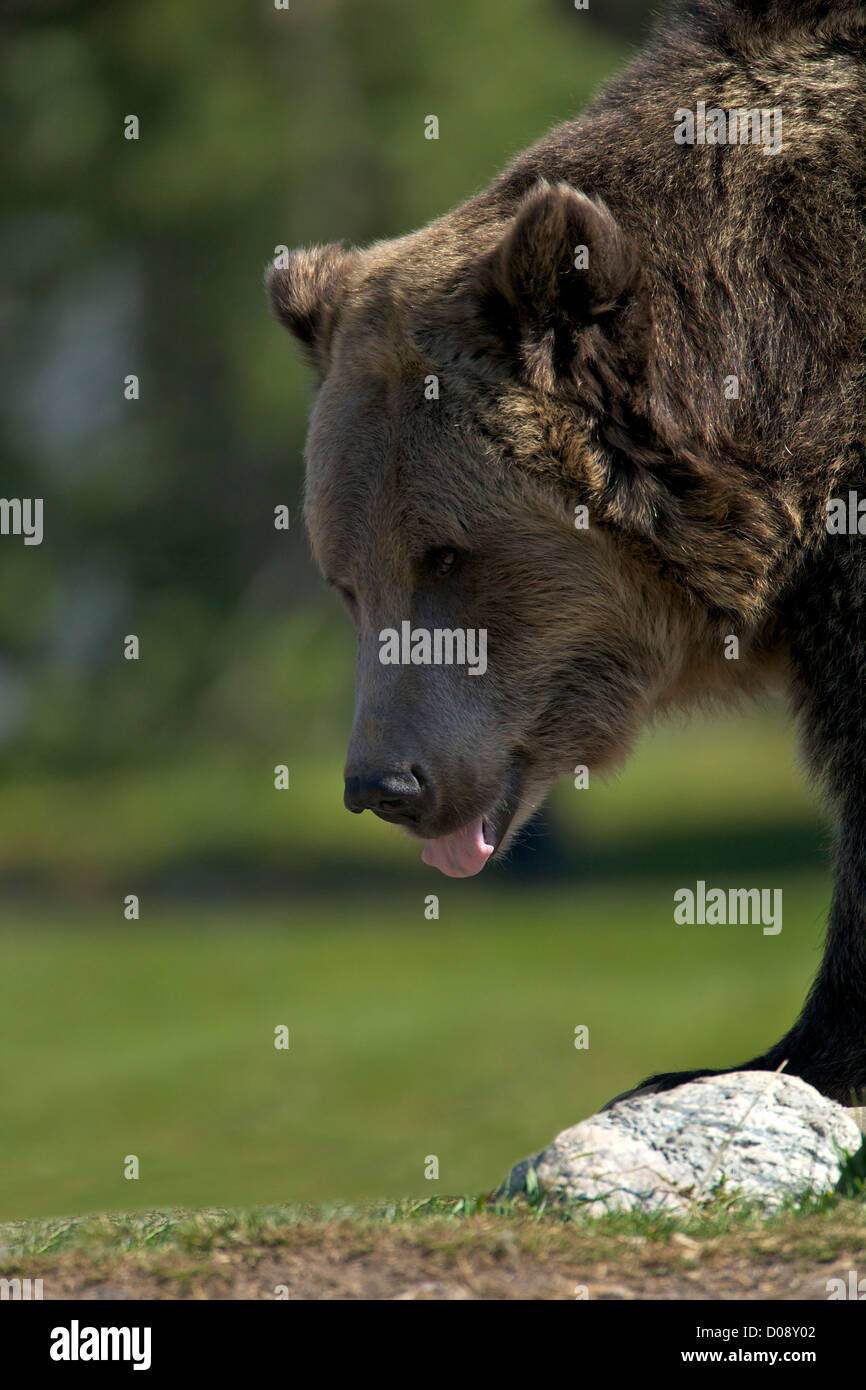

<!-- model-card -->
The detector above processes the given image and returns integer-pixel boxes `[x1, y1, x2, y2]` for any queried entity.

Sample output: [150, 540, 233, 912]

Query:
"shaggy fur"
[267, 0, 866, 1104]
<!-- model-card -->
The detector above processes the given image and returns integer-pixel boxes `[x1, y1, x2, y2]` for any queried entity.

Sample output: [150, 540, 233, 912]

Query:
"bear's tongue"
[421, 818, 493, 878]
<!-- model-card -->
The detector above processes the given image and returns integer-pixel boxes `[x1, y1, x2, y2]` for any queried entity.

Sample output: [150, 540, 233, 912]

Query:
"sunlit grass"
[0, 871, 830, 1221]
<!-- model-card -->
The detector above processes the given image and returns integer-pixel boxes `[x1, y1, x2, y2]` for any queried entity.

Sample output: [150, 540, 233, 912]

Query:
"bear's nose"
[344, 767, 428, 822]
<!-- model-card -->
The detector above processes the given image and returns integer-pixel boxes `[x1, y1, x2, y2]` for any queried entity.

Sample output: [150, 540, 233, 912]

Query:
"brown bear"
[267, 0, 866, 1105]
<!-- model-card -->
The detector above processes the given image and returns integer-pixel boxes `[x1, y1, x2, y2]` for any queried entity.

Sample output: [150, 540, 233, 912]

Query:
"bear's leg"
[607, 538, 866, 1109]
[742, 538, 866, 1105]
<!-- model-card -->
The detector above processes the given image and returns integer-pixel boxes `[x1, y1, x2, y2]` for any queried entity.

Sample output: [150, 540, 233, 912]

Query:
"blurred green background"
[0, 0, 832, 1221]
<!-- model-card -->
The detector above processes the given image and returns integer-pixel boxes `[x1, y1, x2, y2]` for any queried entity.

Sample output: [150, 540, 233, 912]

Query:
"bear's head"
[267, 180, 788, 876]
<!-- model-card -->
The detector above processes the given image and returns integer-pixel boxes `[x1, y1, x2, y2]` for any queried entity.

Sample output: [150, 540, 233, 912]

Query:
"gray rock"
[502, 1072, 864, 1214]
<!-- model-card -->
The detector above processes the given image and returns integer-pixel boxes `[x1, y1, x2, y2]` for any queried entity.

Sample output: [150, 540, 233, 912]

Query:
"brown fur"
[266, 0, 866, 1104]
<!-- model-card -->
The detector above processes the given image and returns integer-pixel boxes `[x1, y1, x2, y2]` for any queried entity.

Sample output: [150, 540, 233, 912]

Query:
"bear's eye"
[425, 547, 460, 578]
[328, 578, 357, 609]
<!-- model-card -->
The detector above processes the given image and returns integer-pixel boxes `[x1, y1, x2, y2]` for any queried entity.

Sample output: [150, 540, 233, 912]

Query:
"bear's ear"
[266, 244, 356, 369]
[470, 181, 650, 401]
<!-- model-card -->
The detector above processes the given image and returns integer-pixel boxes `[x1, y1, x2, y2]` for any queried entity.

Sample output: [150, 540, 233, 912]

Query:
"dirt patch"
[5, 1204, 865, 1300]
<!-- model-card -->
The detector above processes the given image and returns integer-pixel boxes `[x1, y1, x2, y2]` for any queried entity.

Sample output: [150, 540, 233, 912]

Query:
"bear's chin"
[419, 759, 525, 877]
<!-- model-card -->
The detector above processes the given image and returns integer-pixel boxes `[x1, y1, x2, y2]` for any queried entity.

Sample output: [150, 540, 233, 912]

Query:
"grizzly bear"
[267, 0, 866, 1106]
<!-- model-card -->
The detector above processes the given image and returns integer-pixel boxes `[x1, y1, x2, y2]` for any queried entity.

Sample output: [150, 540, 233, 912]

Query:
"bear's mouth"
[420, 760, 522, 878]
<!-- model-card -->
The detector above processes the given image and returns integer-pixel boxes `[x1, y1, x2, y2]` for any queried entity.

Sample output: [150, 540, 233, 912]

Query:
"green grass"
[0, 871, 830, 1223]
[3, 1188, 864, 1261]
[551, 705, 817, 840]
[0, 702, 838, 1226]
[2, 1191, 865, 1304]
